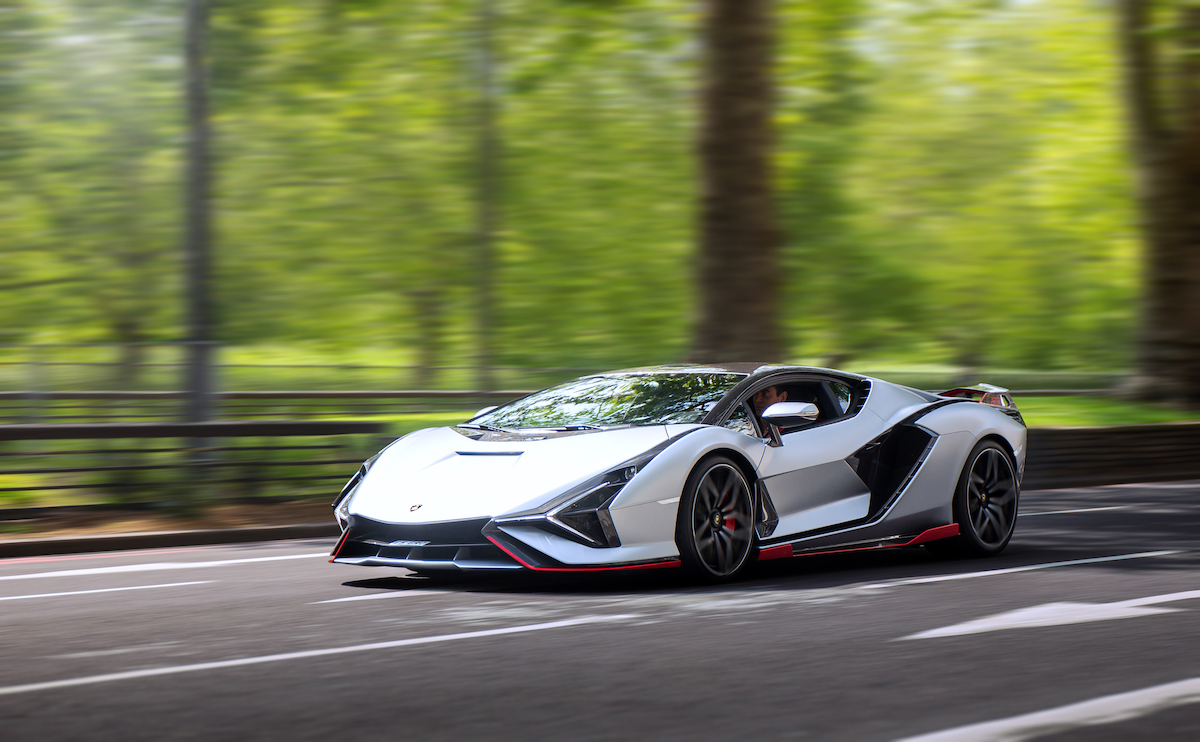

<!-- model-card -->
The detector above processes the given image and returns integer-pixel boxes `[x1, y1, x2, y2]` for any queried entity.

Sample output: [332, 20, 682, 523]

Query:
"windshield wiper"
[550, 424, 603, 431]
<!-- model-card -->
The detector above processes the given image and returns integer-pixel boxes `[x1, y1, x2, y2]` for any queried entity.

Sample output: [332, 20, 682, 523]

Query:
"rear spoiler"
[934, 383, 1016, 410]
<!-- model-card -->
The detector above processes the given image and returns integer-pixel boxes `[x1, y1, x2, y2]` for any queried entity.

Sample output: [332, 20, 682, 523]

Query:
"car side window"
[829, 382, 852, 414]
[747, 377, 864, 439]
[722, 402, 759, 437]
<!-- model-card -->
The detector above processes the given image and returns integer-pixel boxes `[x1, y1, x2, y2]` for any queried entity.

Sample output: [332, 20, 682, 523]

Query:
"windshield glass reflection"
[471, 373, 745, 428]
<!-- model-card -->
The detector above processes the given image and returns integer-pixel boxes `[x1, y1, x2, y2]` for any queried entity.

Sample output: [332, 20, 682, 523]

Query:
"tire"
[675, 456, 756, 582]
[927, 439, 1019, 558]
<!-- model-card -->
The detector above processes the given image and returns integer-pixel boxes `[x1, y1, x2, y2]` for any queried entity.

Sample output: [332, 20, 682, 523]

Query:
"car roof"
[601, 363, 869, 383]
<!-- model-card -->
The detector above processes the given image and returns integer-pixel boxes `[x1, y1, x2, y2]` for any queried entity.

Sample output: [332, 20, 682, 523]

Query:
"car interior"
[723, 378, 861, 438]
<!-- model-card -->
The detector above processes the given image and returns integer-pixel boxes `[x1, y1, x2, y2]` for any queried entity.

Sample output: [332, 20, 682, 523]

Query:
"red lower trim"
[328, 530, 350, 562]
[485, 535, 681, 573]
[904, 523, 959, 546]
[756, 544, 794, 561]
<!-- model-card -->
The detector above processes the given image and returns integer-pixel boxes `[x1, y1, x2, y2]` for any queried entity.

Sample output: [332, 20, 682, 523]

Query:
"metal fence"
[0, 421, 384, 515]
[0, 390, 534, 424]
[1023, 422, 1200, 489]
[4, 417, 1198, 522]
[0, 343, 607, 396]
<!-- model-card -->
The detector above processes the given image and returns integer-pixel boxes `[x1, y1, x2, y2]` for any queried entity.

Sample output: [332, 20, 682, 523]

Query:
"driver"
[751, 385, 788, 432]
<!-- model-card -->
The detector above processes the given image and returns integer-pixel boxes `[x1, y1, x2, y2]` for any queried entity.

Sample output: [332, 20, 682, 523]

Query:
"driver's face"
[753, 386, 786, 413]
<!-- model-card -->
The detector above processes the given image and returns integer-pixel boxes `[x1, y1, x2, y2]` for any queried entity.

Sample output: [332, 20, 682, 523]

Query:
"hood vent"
[455, 450, 523, 456]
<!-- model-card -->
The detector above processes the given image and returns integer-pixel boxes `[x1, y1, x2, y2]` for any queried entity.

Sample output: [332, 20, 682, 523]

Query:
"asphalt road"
[2, 482, 1199, 741]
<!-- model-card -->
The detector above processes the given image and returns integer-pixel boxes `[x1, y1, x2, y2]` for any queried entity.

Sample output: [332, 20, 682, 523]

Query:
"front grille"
[339, 515, 516, 569]
[346, 515, 492, 548]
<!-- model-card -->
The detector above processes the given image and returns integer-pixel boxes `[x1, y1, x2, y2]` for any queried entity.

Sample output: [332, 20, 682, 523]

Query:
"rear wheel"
[927, 440, 1019, 558]
[675, 456, 756, 581]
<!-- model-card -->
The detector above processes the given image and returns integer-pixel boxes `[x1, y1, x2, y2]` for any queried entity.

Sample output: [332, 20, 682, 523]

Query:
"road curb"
[0, 522, 341, 559]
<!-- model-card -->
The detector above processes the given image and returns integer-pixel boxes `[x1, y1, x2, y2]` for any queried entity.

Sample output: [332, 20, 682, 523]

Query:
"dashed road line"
[0, 548, 216, 567]
[893, 676, 1200, 742]
[0, 581, 212, 603]
[0, 614, 642, 697]
[1019, 506, 1129, 517]
[859, 551, 1180, 590]
[315, 590, 435, 604]
[0, 553, 328, 582]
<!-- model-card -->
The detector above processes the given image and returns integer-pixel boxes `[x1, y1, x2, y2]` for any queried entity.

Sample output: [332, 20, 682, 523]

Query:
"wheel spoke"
[720, 531, 738, 571]
[972, 505, 987, 532]
[722, 485, 746, 514]
[987, 503, 1009, 538]
[977, 508, 993, 540]
[719, 469, 737, 503]
[990, 487, 1016, 507]
[712, 530, 729, 569]
[699, 478, 720, 511]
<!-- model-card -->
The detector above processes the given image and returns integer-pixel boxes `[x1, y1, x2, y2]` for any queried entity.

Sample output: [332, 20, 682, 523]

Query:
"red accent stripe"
[904, 523, 959, 545]
[485, 535, 680, 573]
[756, 544, 793, 561]
[328, 530, 350, 562]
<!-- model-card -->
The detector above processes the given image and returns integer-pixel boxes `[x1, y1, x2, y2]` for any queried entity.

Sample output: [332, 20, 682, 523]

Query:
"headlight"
[332, 453, 379, 530]
[493, 445, 666, 548]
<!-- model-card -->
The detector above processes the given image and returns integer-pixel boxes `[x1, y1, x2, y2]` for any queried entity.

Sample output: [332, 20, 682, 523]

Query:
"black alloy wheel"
[929, 439, 1019, 558]
[676, 456, 756, 581]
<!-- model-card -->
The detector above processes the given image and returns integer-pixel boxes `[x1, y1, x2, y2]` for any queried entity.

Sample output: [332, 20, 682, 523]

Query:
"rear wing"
[935, 382, 1017, 410]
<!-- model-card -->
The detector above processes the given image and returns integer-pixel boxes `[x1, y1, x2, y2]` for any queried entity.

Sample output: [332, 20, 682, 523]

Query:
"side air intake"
[846, 424, 936, 518]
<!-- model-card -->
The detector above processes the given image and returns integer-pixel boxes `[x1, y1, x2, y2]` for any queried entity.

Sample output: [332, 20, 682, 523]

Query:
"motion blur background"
[2, 0, 1196, 510]
[4, 0, 1195, 513]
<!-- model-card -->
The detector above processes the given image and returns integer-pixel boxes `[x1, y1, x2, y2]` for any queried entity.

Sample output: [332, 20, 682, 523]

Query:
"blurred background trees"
[0, 0, 1163, 393]
[1117, 0, 1200, 405]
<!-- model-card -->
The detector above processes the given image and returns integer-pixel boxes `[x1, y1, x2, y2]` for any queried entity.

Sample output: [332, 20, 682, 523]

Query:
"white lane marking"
[0, 614, 641, 697]
[53, 643, 181, 660]
[1019, 506, 1129, 517]
[315, 590, 435, 604]
[893, 676, 1200, 742]
[0, 581, 212, 603]
[903, 588, 1200, 640]
[0, 553, 327, 582]
[859, 551, 1180, 590]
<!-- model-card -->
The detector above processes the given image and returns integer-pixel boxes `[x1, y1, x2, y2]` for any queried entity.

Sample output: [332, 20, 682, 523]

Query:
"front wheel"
[675, 457, 756, 582]
[928, 440, 1019, 558]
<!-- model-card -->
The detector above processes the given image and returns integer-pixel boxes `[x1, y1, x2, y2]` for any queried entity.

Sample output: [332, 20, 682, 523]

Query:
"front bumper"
[330, 514, 680, 572]
[330, 516, 521, 571]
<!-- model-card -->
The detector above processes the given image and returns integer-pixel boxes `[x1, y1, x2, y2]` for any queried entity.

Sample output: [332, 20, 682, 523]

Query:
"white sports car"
[331, 364, 1026, 581]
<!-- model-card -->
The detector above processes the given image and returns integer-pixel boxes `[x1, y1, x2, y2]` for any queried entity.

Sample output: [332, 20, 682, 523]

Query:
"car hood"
[348, 425, 672, 523]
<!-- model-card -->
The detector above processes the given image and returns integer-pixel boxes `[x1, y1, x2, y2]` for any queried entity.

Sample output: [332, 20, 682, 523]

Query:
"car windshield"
[470, 373, 745, 429]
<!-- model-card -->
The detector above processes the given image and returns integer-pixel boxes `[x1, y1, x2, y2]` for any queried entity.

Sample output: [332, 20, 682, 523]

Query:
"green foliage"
[1017, 395, 1198, 427]
[0, 0, 1143, 378]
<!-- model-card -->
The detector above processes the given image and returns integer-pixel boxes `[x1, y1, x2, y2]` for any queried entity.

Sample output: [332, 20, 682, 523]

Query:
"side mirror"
[761, 402, 819, 427]
[474, 405, 498, 418]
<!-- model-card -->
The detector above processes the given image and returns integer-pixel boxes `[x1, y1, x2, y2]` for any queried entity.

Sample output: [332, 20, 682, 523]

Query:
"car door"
[754, 376, 879, 539]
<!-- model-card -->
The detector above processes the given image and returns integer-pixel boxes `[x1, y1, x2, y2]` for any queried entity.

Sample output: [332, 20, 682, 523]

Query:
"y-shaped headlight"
[333, 453, 379, 530]
[493, 443, 669, 548]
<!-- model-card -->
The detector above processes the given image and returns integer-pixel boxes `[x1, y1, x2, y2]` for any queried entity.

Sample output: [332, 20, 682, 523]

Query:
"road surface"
[1, 482, 1198, 740]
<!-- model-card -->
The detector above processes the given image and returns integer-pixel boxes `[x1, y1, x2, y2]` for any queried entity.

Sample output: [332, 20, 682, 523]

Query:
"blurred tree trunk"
[407, 284, 446, 389]
[473, 0, 499, 390]
[689, 0, 784, 362]
[183, 0, 214, 421]
[1120, 0, 1200, 406]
